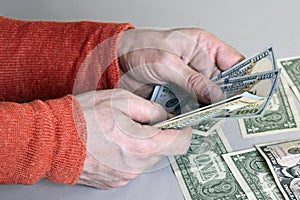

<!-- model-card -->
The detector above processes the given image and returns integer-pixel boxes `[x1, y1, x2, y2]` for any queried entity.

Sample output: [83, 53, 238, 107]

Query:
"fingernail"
[203, 85, 223, 103]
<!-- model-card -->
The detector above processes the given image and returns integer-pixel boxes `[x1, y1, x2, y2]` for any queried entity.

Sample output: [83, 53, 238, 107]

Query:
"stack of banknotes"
[151, 47, 300, 199]
[152, 46, 280, 130]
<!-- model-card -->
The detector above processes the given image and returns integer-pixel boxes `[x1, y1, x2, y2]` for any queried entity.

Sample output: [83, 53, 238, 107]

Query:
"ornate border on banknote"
[168, 127, 249, 200]
[192, 119, 225, 134]
[256, 139, 300, 200]
[222, 148, 284, 199]
[238, 78, 300, 138]
[212, 46, 276, 82]
[277, 56, 300, 102]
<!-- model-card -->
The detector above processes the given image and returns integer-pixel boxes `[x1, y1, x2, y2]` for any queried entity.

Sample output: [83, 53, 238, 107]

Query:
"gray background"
[0, 1, 300, 199]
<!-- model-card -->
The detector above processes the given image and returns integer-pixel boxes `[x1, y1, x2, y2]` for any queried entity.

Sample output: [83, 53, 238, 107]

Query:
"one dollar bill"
[239, 78, 300, 138]
[277, 56, 300, 102]
[222, 148, 284, 199]
[256, 139, 300, 200]
[169, 127, 249, 200]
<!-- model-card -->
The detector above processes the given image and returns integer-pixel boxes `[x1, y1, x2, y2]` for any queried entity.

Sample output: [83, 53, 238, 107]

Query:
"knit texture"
[0, 95, 86, 185]
[0, 16, 133, 185]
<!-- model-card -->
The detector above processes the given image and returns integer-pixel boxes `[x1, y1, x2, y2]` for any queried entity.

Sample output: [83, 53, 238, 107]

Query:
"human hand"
[75, 89, 192, 189]
[117, 28, 244, 104]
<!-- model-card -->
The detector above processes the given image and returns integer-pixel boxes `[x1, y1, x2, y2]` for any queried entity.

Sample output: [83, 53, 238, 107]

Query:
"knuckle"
[187, 73, 205, 92]
[155, 50, 177, 65]
[198, 29, 215, 40]
[131, 101, 167, 124]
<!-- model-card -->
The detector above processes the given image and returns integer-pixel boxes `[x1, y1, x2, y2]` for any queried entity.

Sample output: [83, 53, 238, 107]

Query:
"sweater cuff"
[45, 95, 87, 184]
[97, 23, 134, 89]
[0, 95, 87, 185]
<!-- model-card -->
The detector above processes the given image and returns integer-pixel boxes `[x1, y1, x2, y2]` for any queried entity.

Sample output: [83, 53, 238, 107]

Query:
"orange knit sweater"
[0, 16, 133, 185]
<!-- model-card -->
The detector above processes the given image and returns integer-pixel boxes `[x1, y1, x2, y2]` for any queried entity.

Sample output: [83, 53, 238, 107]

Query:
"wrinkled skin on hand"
[77, 28, 244, 189]
[117, 28, 244, 103]
[77, 89, 192, 189]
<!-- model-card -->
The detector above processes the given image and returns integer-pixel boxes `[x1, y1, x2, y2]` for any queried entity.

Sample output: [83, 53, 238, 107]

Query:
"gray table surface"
[1, 1, 300, 199]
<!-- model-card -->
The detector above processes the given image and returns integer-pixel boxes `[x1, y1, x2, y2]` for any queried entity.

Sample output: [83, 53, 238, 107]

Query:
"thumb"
[116, 91, 170, 125]
[215, 45, 245, 71]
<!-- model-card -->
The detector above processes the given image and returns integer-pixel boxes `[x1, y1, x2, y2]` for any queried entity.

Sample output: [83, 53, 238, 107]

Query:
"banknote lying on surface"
[238, 78, 300, 138]
[172, 129, 286, 200]
[256, 139, 300, 200]
[277, 56, 300, 102]
[222, 148, 284, 199]
[169, 127, 249, 200]
[151, 46, 280, 129]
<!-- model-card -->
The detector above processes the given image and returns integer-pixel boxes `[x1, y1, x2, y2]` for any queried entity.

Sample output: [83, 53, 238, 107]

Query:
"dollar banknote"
[169, 127, 249, 200]
[256, 139, 300, 200]
[154, 92, 264, 129]
[150, 47, 276, 116]
[217, 69, 280, 98]
[239, 78, 300, 138]
[150, 83, 198, 115]
[213, 69, 280, 119]
[192, 119, 224, 133]
[277, 56, 300, 102]
[212, 46, 276, 82]
[151, 47, 279, 129]
[150, 83, 223, 131]
[222, 148, 284, 199]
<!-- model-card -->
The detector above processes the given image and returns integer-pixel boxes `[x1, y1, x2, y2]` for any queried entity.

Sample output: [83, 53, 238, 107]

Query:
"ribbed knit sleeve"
[0, 16, 134, 102]
[0, 16, 134, 185]
[0, 95, 86, 185]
